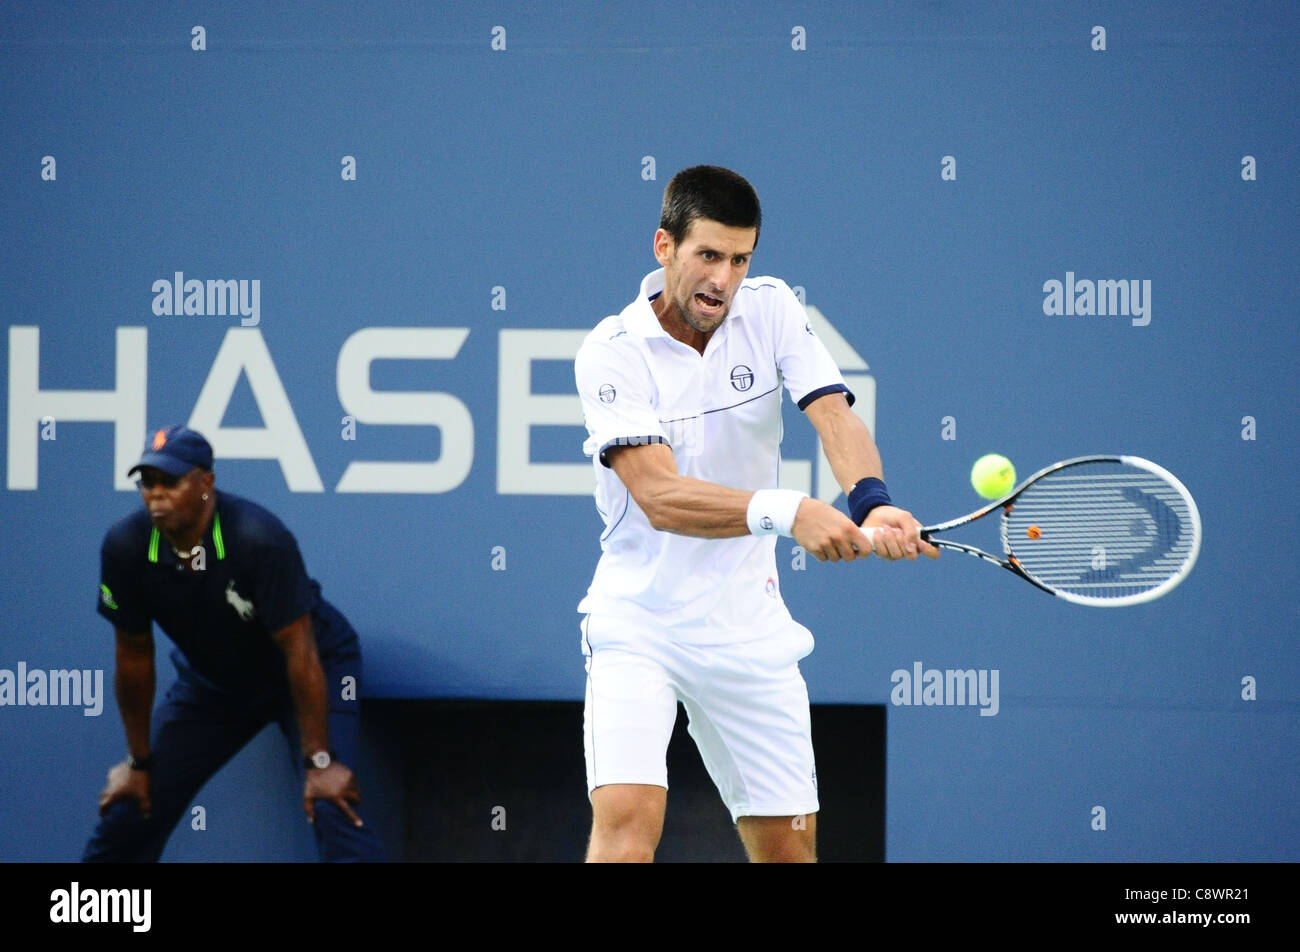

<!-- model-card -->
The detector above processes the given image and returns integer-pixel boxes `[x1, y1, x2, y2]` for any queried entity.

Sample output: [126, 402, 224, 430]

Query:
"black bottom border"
[7, 861, 1283, 937]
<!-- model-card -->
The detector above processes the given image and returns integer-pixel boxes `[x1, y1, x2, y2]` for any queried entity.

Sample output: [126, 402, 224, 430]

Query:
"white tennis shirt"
[575, 268, 853, 643]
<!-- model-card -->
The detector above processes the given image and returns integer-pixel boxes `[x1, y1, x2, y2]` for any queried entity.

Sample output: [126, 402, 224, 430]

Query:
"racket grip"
[858, 524, 925, 547]
[849, 525, 876, 555]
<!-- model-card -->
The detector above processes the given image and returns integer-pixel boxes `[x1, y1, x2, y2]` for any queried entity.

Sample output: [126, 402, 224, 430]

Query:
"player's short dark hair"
[659, 166, 762, 247]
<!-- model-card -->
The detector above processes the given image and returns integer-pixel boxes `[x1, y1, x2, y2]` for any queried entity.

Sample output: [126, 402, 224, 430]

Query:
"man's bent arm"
[607, 442, 752, 537]
[114, 626, 155, 759]
[272, 614, 331, 759]
[273, 614, 365, 825]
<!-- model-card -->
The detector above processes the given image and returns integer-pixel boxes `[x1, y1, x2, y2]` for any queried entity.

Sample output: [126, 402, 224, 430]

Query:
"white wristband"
[747, 489, 807, 537]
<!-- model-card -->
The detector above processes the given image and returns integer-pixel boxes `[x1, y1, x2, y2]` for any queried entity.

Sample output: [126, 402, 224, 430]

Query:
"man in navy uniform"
[84, 425, 385, 862]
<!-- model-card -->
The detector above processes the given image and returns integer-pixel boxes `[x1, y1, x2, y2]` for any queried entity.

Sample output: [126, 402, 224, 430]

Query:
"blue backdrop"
[1, 0, 1296, 861]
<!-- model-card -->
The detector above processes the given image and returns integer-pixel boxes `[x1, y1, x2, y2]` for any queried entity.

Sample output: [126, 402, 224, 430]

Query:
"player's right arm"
[606, 442, 869, 562]
[98, 625, 155, 817]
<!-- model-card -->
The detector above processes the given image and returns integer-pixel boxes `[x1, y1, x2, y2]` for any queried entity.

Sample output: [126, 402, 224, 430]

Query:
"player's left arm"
[272, 614, 364, 827]
[804, 393, 939, 560]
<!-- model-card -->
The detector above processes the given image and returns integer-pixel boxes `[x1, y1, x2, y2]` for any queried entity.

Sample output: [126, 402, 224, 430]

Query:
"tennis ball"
[971, 454, 1016, 499]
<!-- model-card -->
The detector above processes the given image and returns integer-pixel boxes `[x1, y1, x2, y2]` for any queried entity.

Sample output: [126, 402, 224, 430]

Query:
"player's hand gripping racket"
[862, 456, 1202, 606]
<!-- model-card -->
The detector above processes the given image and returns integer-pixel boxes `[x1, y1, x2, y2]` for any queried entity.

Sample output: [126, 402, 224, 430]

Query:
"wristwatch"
[303, 749, 336, 770]
[126, 752, 152, 771]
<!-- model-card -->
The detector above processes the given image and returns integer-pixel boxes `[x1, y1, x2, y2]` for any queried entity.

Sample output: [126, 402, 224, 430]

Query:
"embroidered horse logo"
[225, 581, 256, 621]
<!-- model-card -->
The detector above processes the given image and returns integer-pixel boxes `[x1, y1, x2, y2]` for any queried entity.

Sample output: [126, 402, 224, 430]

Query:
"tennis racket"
[862, 455, 1202, 606]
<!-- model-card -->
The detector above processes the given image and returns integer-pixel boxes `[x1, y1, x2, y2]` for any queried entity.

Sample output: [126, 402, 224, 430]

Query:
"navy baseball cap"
[127, 425, 214, 478]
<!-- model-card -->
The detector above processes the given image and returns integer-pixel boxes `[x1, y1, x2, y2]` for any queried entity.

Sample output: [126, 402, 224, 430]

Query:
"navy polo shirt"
[97, 492, 355, 693]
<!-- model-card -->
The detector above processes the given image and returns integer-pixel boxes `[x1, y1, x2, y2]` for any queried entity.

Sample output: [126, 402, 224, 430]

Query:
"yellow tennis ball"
[971, 454, 1016, 499]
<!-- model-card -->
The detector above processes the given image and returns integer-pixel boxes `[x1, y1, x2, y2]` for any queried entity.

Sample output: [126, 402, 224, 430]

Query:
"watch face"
[310, 751, 332, 769]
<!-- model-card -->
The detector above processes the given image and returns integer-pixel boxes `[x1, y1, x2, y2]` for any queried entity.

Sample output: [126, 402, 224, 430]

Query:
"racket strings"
[1001, 465, 1197, 601]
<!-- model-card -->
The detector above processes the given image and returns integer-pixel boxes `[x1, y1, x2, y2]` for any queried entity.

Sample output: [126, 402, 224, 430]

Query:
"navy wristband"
[848, 477, 892, 525]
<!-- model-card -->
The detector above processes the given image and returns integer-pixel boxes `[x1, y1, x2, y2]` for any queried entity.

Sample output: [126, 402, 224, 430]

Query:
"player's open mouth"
[694, 292, 724, 312]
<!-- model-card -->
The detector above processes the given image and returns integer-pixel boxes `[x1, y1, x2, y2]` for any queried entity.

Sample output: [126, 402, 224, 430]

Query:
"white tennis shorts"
[581, 613, 819, 823]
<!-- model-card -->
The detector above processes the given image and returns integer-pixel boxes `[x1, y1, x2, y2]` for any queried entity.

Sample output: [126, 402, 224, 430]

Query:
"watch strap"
[303, 749, 337, 770]
[126, 752, 152, 771]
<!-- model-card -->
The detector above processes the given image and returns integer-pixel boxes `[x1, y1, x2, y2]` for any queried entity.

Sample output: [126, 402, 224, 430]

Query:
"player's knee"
[587, 785, 665, 862]
[586, 834, 656, 863]
[745, 834, 816, 864]
[738, 814, 817, 863]
[586, 816, 659, 862]
[761, 836, 816, 863]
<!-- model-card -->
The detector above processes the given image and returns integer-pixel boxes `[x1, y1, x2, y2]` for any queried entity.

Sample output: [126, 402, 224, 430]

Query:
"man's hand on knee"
[98, 761, 152, 819]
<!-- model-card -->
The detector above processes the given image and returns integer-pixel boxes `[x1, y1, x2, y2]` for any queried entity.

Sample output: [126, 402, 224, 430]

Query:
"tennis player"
[84, 425, 385, 862]
[575, 165, 938, 862]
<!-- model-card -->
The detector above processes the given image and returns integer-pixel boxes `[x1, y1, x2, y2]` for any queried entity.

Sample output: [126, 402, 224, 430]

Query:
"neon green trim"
[148, 528, 160, 563]
[100, 584, 118, 610]
[213, 511, 225, 560]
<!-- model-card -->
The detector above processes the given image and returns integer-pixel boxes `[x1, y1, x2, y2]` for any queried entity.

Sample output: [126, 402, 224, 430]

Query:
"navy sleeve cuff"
[598, 435, 669, 468]
[797, 383, 855, 412]
[97, 601, 150, 634]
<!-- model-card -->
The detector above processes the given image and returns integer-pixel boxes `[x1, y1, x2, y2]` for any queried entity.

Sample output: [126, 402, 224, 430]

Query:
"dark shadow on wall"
[362, 699, 884, 862]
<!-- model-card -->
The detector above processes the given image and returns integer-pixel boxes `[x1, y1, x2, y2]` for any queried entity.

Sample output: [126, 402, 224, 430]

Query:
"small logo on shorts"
[730, 365, 754, 391]
[759, 516, 774, 531]
[598, 384, 616, 404]
[765, 577, 777, 597]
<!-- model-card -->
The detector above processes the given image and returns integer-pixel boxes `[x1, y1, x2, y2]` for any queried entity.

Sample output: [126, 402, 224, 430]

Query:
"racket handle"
[850, 525, 875, 555]
[858, 524, 926, 547]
